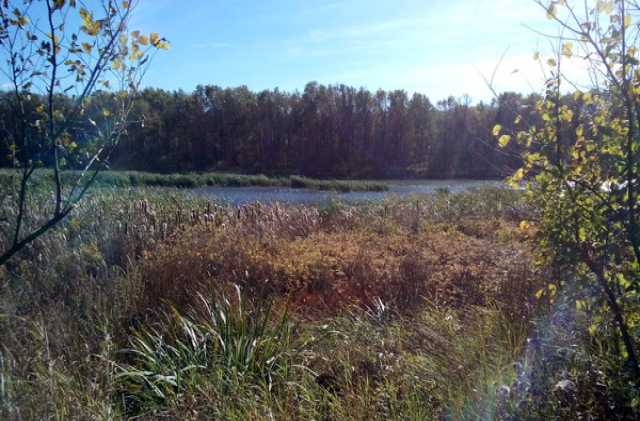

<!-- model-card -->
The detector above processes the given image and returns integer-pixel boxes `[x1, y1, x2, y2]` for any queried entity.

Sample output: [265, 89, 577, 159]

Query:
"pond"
[192, 179, 503, 206]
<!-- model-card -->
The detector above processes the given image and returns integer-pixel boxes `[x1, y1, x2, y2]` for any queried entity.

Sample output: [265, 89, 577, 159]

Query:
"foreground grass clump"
[1, 186, 636, 419]
[117, 288, 296, 416]
[0, 168, 389, 192]
[114, 288, 530, 419]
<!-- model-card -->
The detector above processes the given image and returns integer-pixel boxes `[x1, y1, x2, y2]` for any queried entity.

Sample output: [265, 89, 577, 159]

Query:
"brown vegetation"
[2, 187, 569, 419]
[136, 199, 542, 321]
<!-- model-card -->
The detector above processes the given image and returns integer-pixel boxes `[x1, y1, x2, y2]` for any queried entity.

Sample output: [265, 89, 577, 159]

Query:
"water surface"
[192, 179, 502, 206]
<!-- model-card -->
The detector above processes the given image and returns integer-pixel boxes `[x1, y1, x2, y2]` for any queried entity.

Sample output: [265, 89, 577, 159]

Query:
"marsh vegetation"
[2, 0, 640, 419]
[0, 186, 534, 419]
[0, 185, 636, 419]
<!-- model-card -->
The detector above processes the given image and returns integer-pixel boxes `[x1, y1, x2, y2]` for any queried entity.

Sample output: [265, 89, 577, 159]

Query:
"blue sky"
[132, 1, 561, 101]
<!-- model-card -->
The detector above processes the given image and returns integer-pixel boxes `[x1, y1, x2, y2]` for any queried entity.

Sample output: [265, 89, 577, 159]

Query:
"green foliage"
[298, 304, 529, 420]
[289, 175, 388, 192]
[0, 169, 389, 192]
[116, 289, 295, 415]
[494, 0, 640, 413]
[498, 292, 640, 419]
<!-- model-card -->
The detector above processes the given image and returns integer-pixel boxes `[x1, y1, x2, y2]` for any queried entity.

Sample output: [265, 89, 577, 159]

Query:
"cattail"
[161, 222, 168, 240]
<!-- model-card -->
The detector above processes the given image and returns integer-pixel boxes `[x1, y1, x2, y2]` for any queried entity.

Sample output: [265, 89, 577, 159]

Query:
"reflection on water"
[192, 179, 502, 206]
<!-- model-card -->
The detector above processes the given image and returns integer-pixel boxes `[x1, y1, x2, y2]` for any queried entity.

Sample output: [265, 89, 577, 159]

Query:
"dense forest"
[0, 83, 534, 178]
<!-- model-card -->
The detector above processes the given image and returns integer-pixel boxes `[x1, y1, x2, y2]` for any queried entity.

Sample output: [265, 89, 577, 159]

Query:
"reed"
[1, 186, 629, 419]
[0, 168, 390, 192]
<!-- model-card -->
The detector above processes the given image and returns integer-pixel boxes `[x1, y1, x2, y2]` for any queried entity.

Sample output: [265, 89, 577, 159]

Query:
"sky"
[13, 0, 582, 102]
[129, 0, 574, 101]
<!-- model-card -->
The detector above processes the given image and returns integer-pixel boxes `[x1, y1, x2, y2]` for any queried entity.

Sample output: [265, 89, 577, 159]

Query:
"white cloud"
[306, 17, 429, 43]
[308, 49, 598, 103]
[402, 51, 596, 101]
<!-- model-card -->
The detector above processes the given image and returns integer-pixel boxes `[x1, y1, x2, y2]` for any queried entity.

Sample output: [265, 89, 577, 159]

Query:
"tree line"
[0, 82, 541, 178]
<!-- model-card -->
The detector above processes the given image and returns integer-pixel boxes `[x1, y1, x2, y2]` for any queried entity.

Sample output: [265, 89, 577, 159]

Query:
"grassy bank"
[0, 169, 389, 192]
[0, 186, 636, 419]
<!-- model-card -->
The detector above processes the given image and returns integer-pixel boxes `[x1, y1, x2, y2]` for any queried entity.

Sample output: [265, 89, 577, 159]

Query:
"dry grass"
[1, 186, 559, 419]
[136, 200, 541, 322]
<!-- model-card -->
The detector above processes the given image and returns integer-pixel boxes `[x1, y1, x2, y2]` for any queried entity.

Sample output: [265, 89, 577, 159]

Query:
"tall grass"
[289, 175, 388, 192]
[116, 288, 296, 416]
[0, 169, 390, 192]
[136, 187, 538, 318]
[5, 185, 614, 419]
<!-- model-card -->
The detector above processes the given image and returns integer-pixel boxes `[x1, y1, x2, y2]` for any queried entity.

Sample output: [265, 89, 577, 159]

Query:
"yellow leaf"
[119, 33, 128, 49]
[498, 134, 511, 147]
[12, 15, 29, 27]
[150, 32, 160, 46]
[578, 227, 587, 241]
[492, 124, 502, 137]
[79, 7, 91, 26]
[583, 91, 593, 104]
[617, 273, 632, 289]
[79, 7, 102, 36]
[156, 40, 170, 50]
[560, 107, 574, 122]
[596, 0, 613, 14]
[130, 43, 144, 60]
[525, 152, 542, 164]
[111, 58, 123, 70]
[511, 168, 525, 183]
[562, 42, 573, 57]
